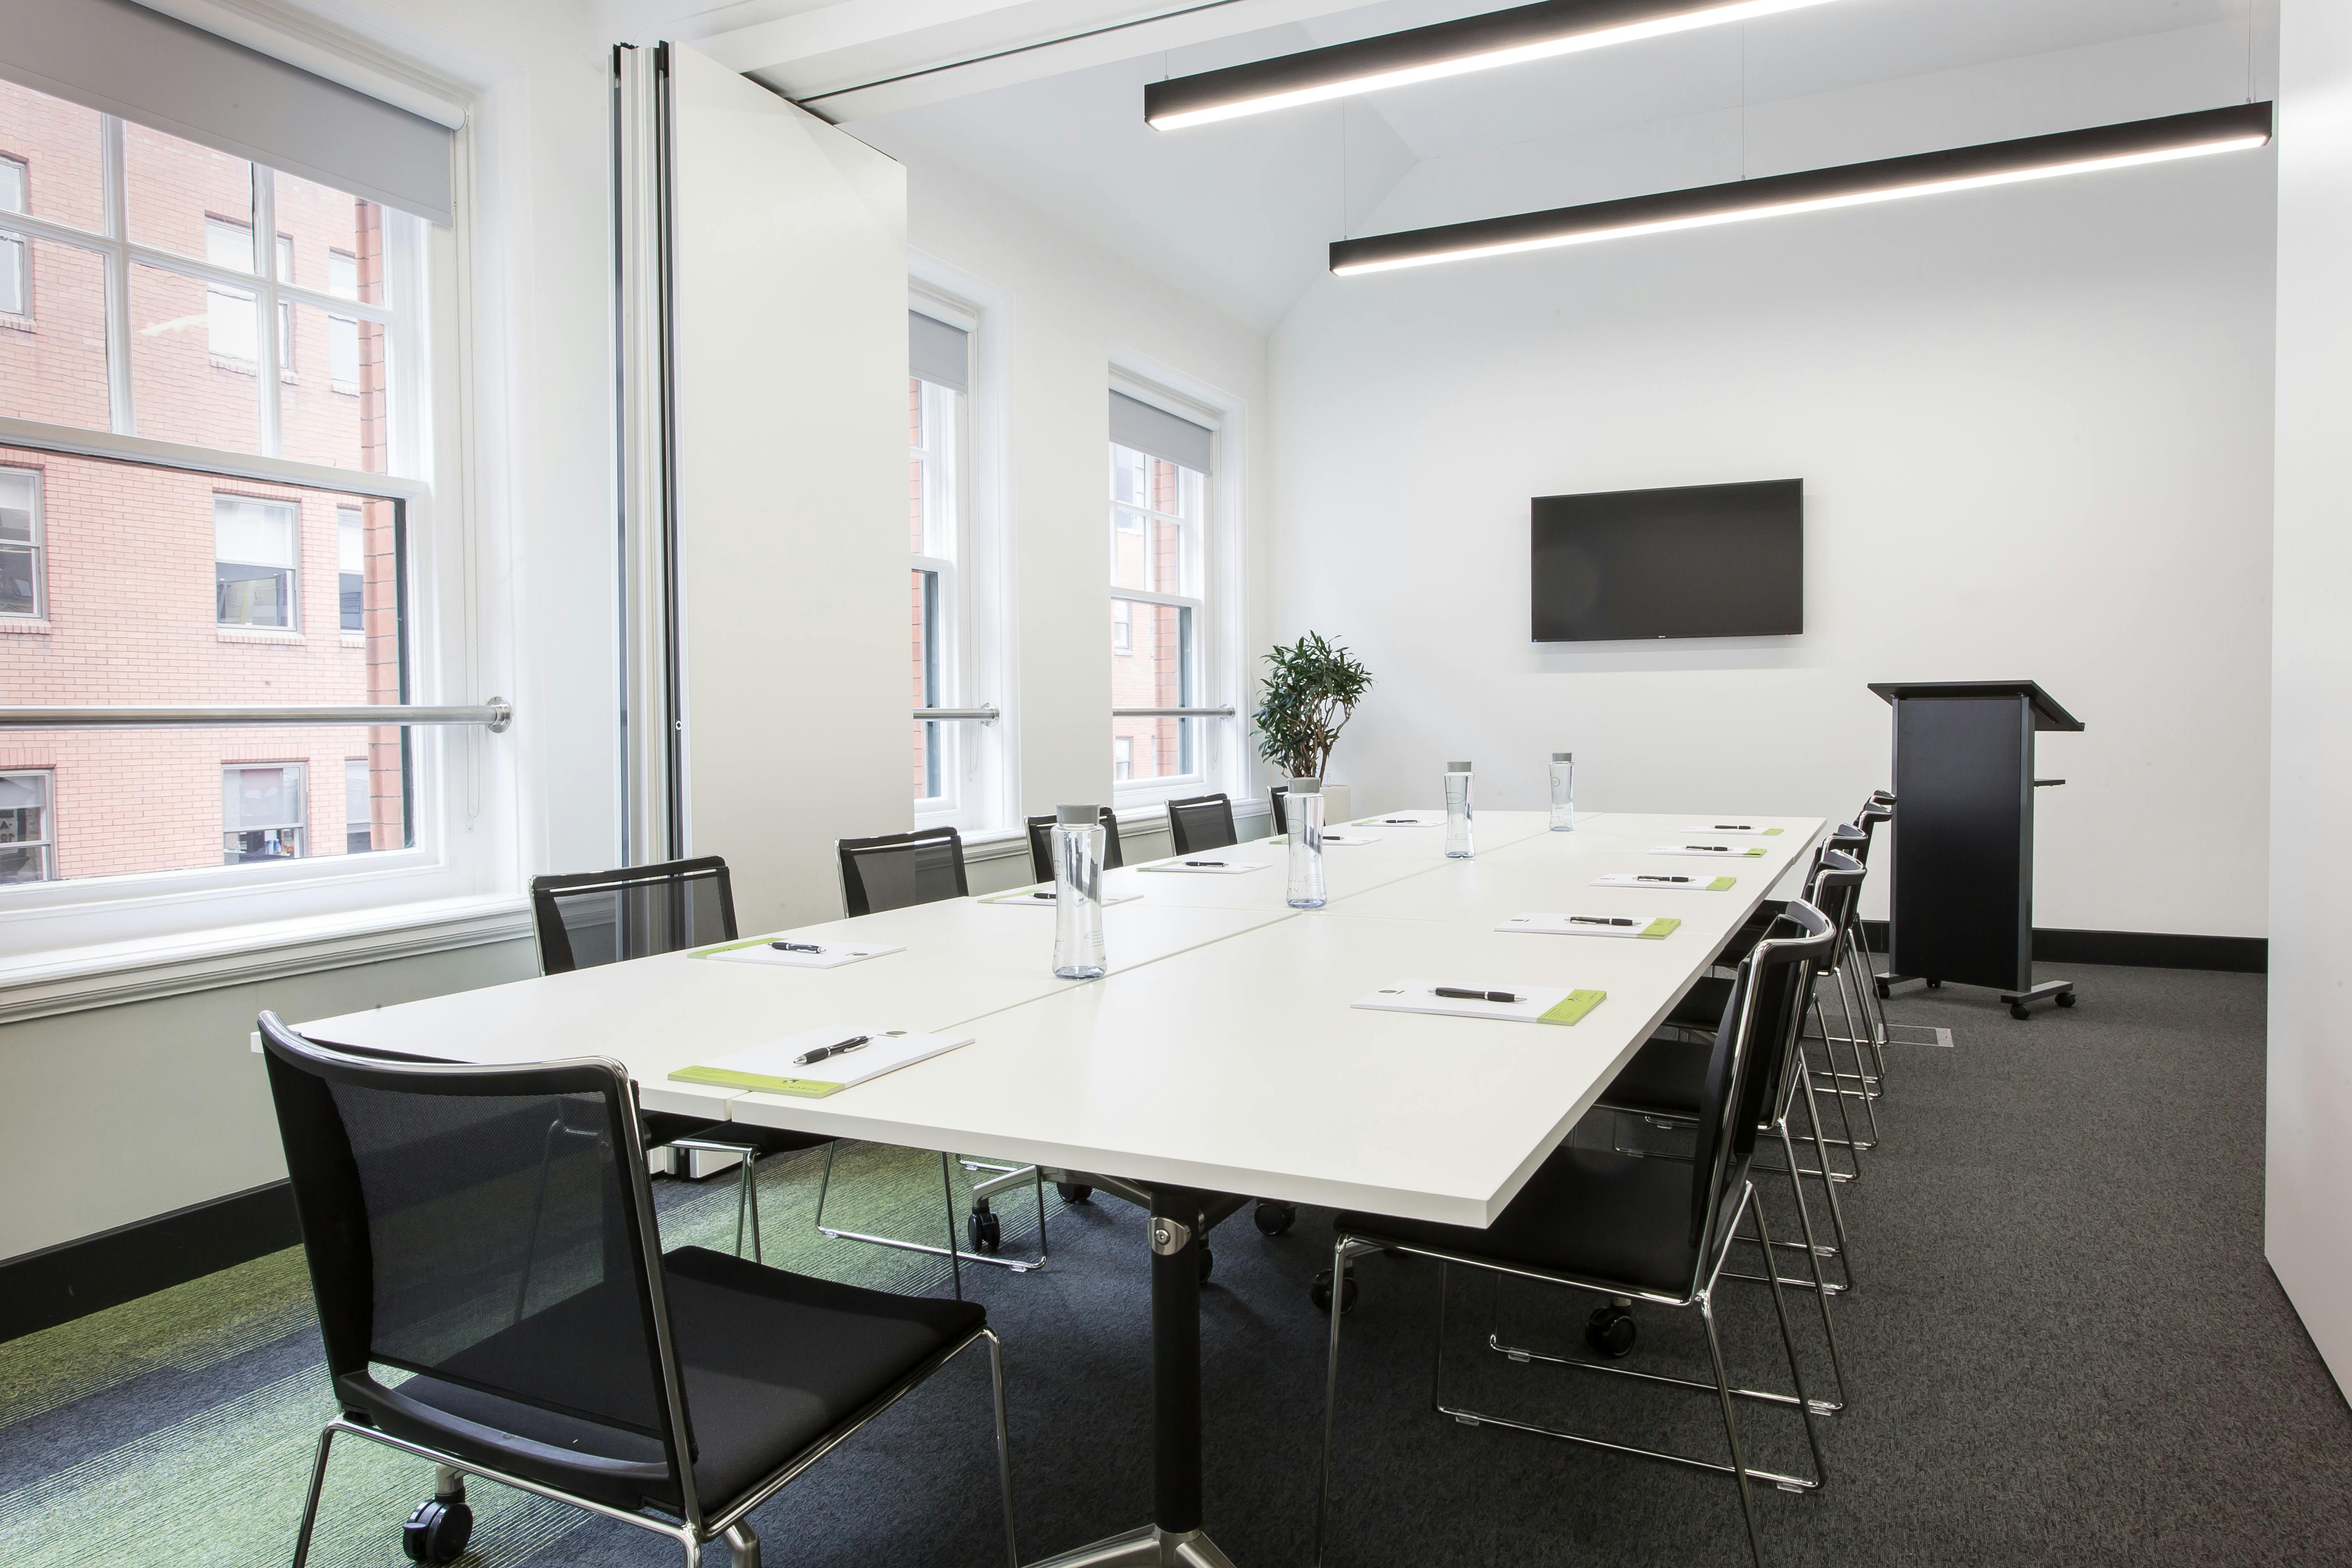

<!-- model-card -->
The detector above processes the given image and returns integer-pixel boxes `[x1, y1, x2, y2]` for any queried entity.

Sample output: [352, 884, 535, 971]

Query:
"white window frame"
[0, 154, 27, 317]
[910, 372, 960, 815]
[0, 464, 46, 619]
[0, 61, 513, 977]
[0, 768, 56, 883]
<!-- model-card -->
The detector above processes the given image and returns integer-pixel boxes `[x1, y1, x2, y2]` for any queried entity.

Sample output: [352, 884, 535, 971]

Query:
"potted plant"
[1252, 632, 1372, 823]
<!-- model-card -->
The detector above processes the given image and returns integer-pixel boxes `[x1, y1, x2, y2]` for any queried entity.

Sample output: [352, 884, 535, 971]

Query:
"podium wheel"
[1925, 979, 1942, 989]
[2056, 992, 2077, 1008]
[1874, 979, 1890, 1000]
[2010, 1003, 2031, 1020]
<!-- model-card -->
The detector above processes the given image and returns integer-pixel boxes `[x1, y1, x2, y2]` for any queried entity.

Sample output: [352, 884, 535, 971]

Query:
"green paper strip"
[1765, 827, 1784, 835]
[1741, 848, 1766, 858]
[669, 1064, 844, 1098]
[981, 887, 1056, 904]
[1537, 989, 1606, 1026]
[1707, 876, 1736, 891]
[691, 936, 790, 958]
[1638, 918, 1681, 939]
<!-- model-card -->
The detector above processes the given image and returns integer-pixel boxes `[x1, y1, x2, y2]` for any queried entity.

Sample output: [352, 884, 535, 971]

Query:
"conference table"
[301, 807, 1824, 1568]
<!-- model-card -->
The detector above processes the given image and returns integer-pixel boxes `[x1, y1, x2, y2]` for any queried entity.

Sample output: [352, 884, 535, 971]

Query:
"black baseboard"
[1856, 920, 2265, 974]
[0, 1180, 300, 1344]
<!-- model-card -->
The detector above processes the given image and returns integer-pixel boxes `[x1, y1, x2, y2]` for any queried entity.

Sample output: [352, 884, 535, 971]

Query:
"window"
[215, 494, 298, 627]
[1109, 390, 1213, 790]
[0, 771, 54, 882]
[327, 247, 359, 391]
[337, 504, 363, 630]
[0, 466, 42, 617]
[0, 156, 25, 315]
[276, 234, 293, 370]
[344, 759, 370, 854]
[223, 764, 304, 862]
[204, 215, 258, 364]
[909, 303, 983, 818]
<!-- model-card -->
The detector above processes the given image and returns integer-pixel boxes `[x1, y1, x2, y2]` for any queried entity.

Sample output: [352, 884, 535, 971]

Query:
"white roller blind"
[909, 309, 967, 393]
[0, 0, 455, 224]
[214, 496, 295, 565]
[1110, 390, 1213, 474]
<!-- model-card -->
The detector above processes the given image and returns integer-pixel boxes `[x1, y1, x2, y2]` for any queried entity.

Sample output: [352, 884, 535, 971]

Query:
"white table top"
[300, 810, 1823, 1224]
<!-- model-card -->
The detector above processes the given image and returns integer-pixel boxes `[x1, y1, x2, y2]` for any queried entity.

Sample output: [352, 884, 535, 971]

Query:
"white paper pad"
[1351, 811, 1444, 827]
[1266, 832, 1378, 846]
[1497, 914, 1681, 940]
[668, 1026, 971, 1098]
[1679, 824, 1785, 837]
[1593, 872, 1736, 891]
[700, 939, 903, 969]
[1649, 843, 1767, 859]
[1351, 980, 1605, 1026]
[980, 886, 1143, 906]
[1138, 858, 1268, 875]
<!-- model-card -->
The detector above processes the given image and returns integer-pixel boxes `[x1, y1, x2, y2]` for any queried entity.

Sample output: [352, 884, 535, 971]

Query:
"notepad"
[980, 886, 1143, 906]
[1352, 981, 1606, 1026]
[1352, 811, 1444, 827]
[1138, 857, 1267, 875]
[696, 938, 903, 969]
[668, 1027, 972, 1098]
[1265, 832, 1377, 846]
[1593, 873, 1736, 892]
[1680, 824, 1783, 836]
[1649, 844, 1766, 859]
[1497, 914, 1681, 940]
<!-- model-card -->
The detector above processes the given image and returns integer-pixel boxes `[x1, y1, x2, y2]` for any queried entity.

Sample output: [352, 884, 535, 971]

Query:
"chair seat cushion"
[360, 1247, 984, 1518]
[1595, 1033, 1710, 1119]
[1337, 1145, 1701, 1297]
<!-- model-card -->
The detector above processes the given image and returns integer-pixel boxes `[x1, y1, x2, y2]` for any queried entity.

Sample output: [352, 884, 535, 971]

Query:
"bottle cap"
[1552, 752, 1574, 763]
[1287, 777, 1322, 794]
[1447, 760, 1472, 773]
[1056, 804, 1099, 826]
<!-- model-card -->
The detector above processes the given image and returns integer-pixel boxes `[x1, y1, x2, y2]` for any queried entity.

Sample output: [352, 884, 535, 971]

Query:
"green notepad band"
[668, 1064, 845, 1098]
[981, 887, 1055, 904]
[1741, 848, 1765, 858]
[1638, 918, 1680, 939]
[1537, 990, 1606, 1027]
[1707, 876, 1736, 891]
[1766, 827, 1784, 835]
[691, 936, 789, 958]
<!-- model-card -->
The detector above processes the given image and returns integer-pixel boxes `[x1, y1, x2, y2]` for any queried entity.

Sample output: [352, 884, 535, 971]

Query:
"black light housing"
[1328, 101, 2275, 275]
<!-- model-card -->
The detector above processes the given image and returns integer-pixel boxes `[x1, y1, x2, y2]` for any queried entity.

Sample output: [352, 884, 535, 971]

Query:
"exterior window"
[344, 759, 370, 854]
[215, 494, 298, 627]
[337, 504, 363, 630]
[223, 764, 305, 862]
[0, 466, 42, 617]
[275, 233, 293, 370]
[1109, 437, 1207, 787]
[0, 770, 54, 881]
[0, 156, 25, 315]
[909, 313, 966, 813]
[204, 215, 258, 363]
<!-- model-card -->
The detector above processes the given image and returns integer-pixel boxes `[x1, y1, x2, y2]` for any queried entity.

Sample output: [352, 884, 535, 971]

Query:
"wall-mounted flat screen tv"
[1530, 478, 1803, 642]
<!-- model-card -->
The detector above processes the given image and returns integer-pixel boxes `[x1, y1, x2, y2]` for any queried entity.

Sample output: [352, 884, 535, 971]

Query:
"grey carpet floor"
[7, 962, 2349, 1566]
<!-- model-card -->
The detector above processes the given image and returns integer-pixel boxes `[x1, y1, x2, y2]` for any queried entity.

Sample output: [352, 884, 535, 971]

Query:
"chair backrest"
[1746, 850, 1865, 1130]
[1166, 793, 1237, 856]
[257, 1011, 700, 1519]
[530, 857, 736, 975]
[1269, 786, 1288, 837]
[839, 826, 969, 916]
[1688, 899, 1837, 1269]
[1025, 808, 1124, 885]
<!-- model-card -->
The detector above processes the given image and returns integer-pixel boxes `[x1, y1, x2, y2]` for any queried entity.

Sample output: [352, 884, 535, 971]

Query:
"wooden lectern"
[1866, 680, 2083, 1019]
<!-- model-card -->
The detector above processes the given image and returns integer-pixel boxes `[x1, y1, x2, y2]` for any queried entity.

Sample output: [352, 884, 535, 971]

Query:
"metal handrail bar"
[0, 701, 512, 732]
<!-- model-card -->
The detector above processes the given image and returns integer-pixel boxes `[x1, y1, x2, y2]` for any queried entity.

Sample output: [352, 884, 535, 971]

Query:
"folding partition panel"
[616, 43, 910, 931]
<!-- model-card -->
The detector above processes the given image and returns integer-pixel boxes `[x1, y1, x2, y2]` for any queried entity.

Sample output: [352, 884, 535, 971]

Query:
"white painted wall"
[1269, 148, 2277, 935]
[2265, 0, 2352, 1397]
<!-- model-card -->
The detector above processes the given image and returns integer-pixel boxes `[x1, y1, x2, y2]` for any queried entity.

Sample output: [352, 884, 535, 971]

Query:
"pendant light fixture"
[1145, 0, 1851, 132]
[1328, 102, 2273, 275]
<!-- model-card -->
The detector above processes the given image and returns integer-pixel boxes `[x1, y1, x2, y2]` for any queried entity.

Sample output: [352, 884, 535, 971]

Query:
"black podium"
[1867, 681, 2082, 1019]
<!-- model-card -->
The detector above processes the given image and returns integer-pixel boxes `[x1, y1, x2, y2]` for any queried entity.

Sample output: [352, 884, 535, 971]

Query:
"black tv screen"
[1531, 479, 1802, 642]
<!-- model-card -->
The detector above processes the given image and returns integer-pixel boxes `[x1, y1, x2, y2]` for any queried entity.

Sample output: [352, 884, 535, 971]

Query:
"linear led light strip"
[1328, 102, 2275, 276]
[1145, 0, 1851, 131]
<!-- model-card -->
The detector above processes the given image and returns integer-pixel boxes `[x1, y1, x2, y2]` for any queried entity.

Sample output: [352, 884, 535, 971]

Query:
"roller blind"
[909, 309, 968, 394]
[0, 0, 456, 224]
[1110, 390, 1213, 474]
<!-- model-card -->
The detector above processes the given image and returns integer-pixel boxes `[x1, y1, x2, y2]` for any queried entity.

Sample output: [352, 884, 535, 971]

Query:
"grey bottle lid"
[1287, 777, 1322, 794]
[1056, 804, 1099, 826]
[1447, 760, 1473, 773]
[1552, 751, 1574, 763]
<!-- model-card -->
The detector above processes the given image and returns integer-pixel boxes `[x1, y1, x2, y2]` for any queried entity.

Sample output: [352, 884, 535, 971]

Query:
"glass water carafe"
[1286, 777, 1326, 909]
[1444, 761, 1474, 859]
[1051, 804, 1107, 980]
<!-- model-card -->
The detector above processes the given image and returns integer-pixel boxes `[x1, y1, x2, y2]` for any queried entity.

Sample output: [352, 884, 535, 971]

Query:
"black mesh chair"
[260, 1013, 1016, 1568]
[1166, 793, 1237, 855]
[529, 858, 824, 1259]
[1269, 785, 1288, 836]
[839, 827, 969, 916]
[1315, 903, 1837, 1568]
[1024, 808, 1123, 885]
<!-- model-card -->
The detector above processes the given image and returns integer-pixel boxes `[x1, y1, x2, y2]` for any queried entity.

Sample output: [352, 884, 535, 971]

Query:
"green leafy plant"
[1252, 632, 1372, 781]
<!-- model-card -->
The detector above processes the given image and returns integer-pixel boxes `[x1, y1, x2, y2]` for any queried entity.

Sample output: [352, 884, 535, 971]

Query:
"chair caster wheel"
[1312, 1269, 1357, 1314]
[2056, 991, 2077, 1008]
[1874, 980, 1890, 1000]
[1584, 1303, 1637, 1359]
[967, 1200, 1001, 1253]
[1055, 1181, 1092, 1204]
[1925, 978, 1942, 989]
[1253, 1201, 1296, 1236]
[2010, 1003, 2031, 1020]
[402, 1498, 473, 1564]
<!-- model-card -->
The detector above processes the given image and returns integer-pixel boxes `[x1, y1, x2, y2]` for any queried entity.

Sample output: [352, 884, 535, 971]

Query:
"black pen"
[793, 1034, 870, 1067]
[1637, 874, 1693, 883]
[1570, 916, 1635, 927]
[1709, 824, 1755, 831]
[1183, 860, 1227, 868]
[1683, 844, 1731, 852]
[1026, 890, 1056, 899]
[1435, 986, 1522, 1003]
[770, 941, 824, 953]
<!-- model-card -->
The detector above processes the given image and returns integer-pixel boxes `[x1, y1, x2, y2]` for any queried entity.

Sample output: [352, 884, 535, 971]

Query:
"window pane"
[1107, 443, 1201, 597]
[275, 170, 387, 307]
[908, 377, 925, 553]
[280, 300, 384, 471]
[0, 236, 110, 429]
[215, 494, 297, 628]
[338, 506, 364, 632]
[0, 466, 41, 616]
[1111, 599, 1195, 782]
[0, 233, 22, 317]
[344, 758, 373, 854]
[223, 763, 305, 862]
[912, 568, 940, 800]
[0, 771, 52, 883]
[125, 123, 255, 267]
[131, 262, 261, 452]
[0, 81, 105, 234]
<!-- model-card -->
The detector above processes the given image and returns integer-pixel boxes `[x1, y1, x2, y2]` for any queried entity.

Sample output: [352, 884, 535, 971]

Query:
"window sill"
[0, 313, 33, 334]
[217, 626, 305, 645]
[0, 617, 51, 634]
[0, 892, 533, 1025]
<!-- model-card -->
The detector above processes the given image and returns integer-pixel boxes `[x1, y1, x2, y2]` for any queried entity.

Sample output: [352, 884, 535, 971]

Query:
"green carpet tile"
[0, 1140, 1055, 1568]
